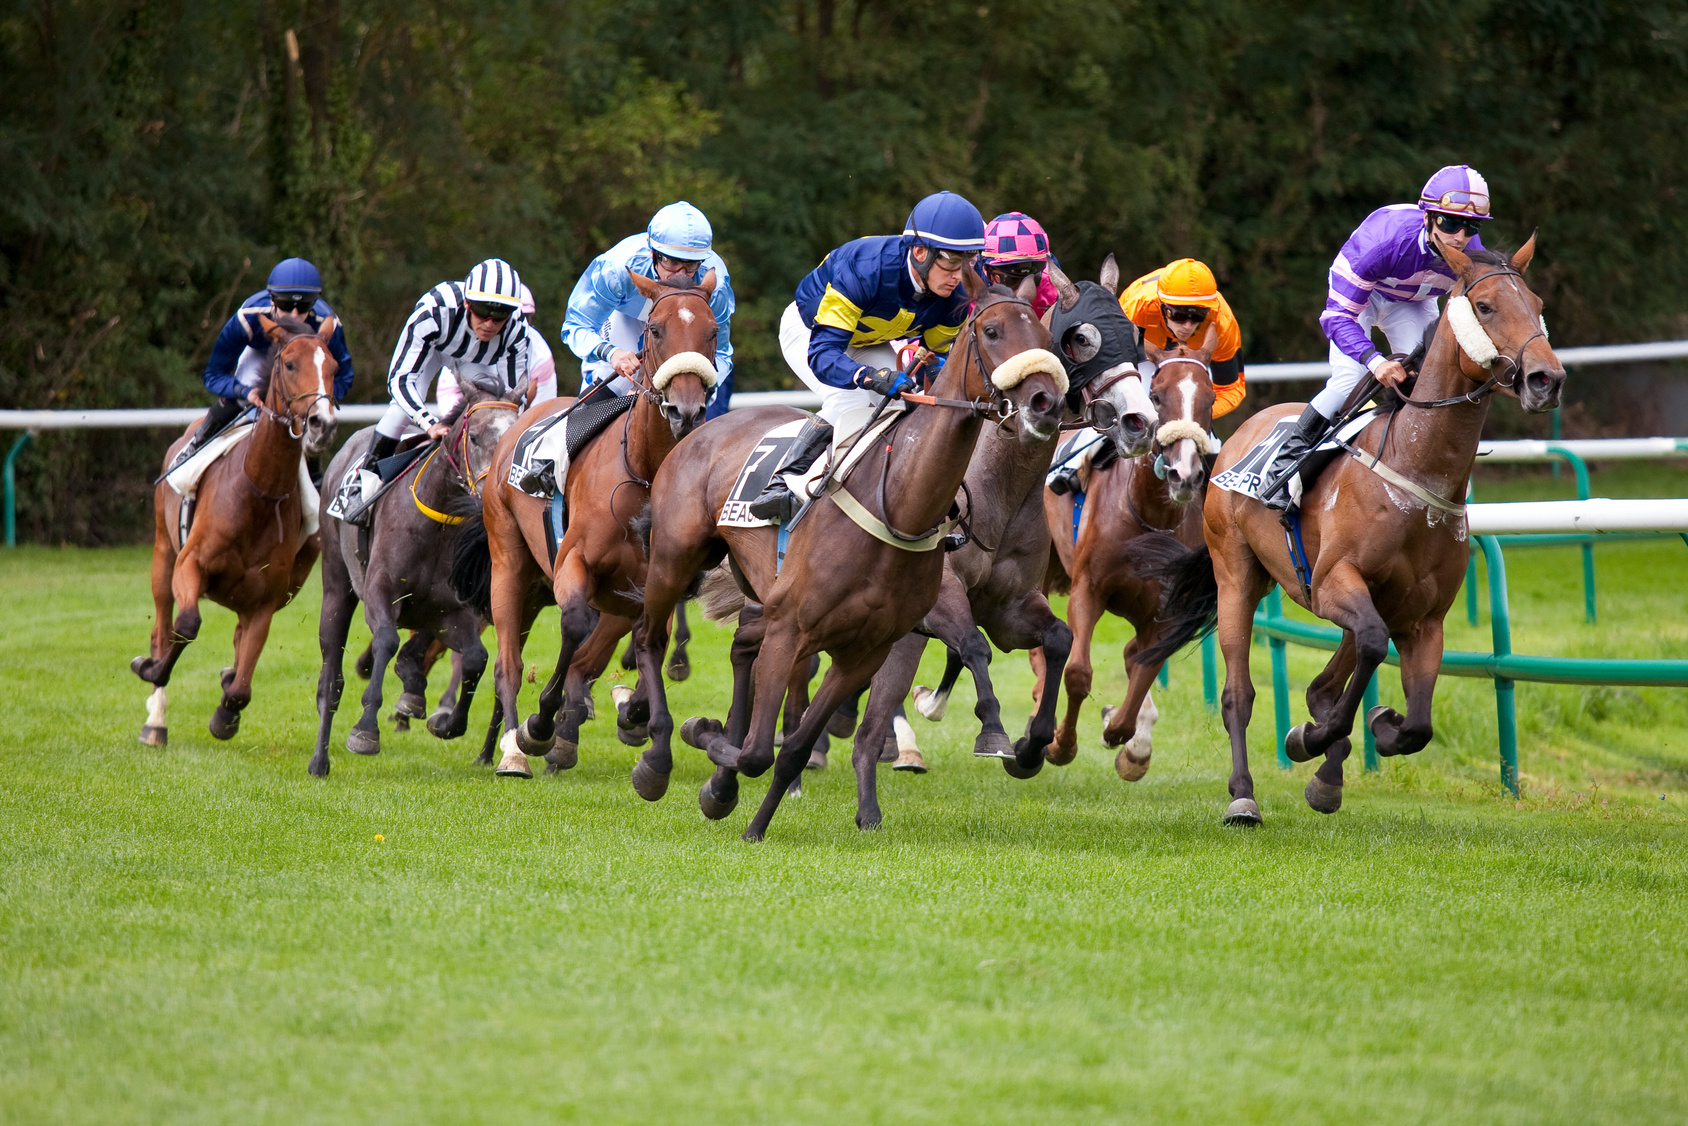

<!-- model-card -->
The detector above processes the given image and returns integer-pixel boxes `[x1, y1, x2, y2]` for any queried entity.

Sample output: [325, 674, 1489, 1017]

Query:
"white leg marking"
[912, 685, 949, 721]
[893, 714, 919, 753]
[1125, 690, 1159, 760]
[146, 687, 168, 727]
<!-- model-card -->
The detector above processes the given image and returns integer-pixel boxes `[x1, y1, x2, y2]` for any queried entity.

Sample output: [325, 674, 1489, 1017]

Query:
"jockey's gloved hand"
[856, 367, 911, 398]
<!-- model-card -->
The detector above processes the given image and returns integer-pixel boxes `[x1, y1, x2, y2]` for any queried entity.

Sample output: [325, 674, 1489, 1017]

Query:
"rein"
[411, 399, 519, 525]
[1397, 266, 1541, 409]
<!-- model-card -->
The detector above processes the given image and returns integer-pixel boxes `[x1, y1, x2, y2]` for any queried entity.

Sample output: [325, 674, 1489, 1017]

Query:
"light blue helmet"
[903, 192, 986, 253]
[647, 202, 713, 260]
[267, 257, 322, 293]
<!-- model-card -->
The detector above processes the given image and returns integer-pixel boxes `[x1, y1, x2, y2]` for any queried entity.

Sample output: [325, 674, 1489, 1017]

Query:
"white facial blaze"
[678, 307, 695, 325]
[1173, 374, 1200, 478]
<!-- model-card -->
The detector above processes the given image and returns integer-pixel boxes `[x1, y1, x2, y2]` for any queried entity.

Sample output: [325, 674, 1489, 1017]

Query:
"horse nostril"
[1029, 391, 1056, 416]
[1122, 417, 1146, 436]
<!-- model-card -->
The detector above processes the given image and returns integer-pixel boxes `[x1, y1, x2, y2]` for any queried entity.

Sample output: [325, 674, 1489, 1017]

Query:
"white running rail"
[1467, 498, 1688, 535]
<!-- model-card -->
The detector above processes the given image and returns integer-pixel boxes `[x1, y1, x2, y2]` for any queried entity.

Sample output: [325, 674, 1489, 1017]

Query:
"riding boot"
[342, 433, 399, 527]
[747, 418, 834, 523]
[164, 396, 245, 475]
[1046, 466, 1081, 496]
[1260, 404, 1329, 512]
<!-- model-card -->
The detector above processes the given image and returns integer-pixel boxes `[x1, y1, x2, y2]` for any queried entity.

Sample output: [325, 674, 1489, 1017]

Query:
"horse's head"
[448, 372, 524, 496]
[629, 268, 719, 439]
[956, 271, 1066, 444]
[1440, 234, 1565, 412]
[1045, 257, 1157, 457]
[259, 314, 339, 455]
[1143, 324, 1219, 506]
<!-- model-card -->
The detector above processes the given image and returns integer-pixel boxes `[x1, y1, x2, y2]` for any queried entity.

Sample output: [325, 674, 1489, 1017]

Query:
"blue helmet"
[267, 257, 322, 294]
[647, 202, 713, 260]
[903, 192, 986, 253]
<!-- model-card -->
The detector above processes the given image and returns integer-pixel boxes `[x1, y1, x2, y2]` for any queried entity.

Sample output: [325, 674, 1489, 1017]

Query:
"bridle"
[1399, 265, 1545, 410]
[630, 286, 717, 425]
[900, 292, 1026, 426]
[256, 335, 335, 440]
[411, 398, 519, 524]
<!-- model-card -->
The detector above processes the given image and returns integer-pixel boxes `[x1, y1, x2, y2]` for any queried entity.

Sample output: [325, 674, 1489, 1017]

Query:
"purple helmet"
[1418, 165, 1493, 219]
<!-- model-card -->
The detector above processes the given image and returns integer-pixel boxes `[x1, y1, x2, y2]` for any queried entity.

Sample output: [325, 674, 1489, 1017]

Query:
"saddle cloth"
[171, 429, 320, 548]
[1044, 427, 1117, 493]
[164, 422, 255, 497]
[718, 410, 902, 529]
[1210, 409, 1379, 502]
[507, 393, 637, 500]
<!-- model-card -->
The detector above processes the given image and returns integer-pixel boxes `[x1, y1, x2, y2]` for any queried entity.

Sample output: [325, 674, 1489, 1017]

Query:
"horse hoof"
[630, 757, 670, 801]
[666, 657, 691, 682]
[1223, 798, 1264, 826]
[138, 725, 168, 748]
[879, 735, 899, 763]
[805, 748, 827, 771]
[826, 710, 857, 739]
[307, 756, 329, 779]
[1305, 776, 1343, 814]
[1284, 722, 1317, 763]
[395, 692, 428, 719]
[391, 714, 411, 732]
[892, 748, 927, 774]
[857, 812, 883, 831]
[1366, 705, 1393, 736]
[698, 781, 739, 821]
[208, 707, 240, 741]
[912, 685, 948, 721]
[130, 655, 154, 682]
[220, 667, 236, 692]
[1045, 734, 1078, 766]
[515, 716, 552, 757]
[741, 827, 765, 844]
[1002, 754, 1043, 780]
[616, 722, 651, 748]
[972, 730, 1014, 760]
[786, 777, 803, 799]
[1114, 748, 1151, 782]
[545, 739, 579, 771]
[494, 732, 532, 778]
[346, 727, 380, 756]
[424, 709, 458, 739]
[680, 716, 721, 750]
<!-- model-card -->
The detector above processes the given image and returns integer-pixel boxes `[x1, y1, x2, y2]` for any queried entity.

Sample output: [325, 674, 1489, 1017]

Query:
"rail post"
[4, 431, 33, 548]
[1362, 672, 1380, 772]
[1201, 632, 1217, 714]
[1267, 587, 1292, 769]
[1546, 447, 1596, 622]
[1478, 534, 1520, 797]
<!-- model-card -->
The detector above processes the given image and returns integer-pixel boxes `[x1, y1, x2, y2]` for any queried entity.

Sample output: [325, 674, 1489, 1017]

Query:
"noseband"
[258, 339, 335, 439]
[1400, 265, 1547, 409]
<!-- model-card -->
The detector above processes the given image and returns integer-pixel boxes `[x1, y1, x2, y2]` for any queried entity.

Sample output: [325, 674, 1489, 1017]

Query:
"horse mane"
[1467, 247, 1513, 268]
[269, 312, 315, 339]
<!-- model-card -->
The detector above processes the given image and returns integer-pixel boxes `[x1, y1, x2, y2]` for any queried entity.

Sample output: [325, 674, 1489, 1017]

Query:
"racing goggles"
[467, 300, 516, 322]
[1424, 189, 1490, 217]
[985, 260, 1045, 284]
[269, 291, 315, 313]
[1432, 213, 1486, 237]
[1162, 304, 1208, 326]
[930, 249, 980, 271]
[652, 251, 704, 274]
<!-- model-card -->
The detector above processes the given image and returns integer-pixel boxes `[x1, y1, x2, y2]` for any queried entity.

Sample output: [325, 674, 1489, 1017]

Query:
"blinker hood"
[1048, 280, 1144, 393]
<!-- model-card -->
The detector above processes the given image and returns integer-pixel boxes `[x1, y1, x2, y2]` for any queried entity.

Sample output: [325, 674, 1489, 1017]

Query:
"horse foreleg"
[517, 551, 596, 759]
[427, 614, 486, 744]
[911, 647, 961, 722]
[309, 552, 359, 777]
[1214, 544, 1271, 825]
[1291, 563, 1389, 814]
[1371, 619, 1442, 759]
[556, 613, 632, 771]
[1103, 635, 1161, 781]
[349, 605, 401, 757]
[134, 524, 181, 745]
[630, 535, 711, 803]
[390, 631, 435, 730]
[1306, 635, 1357, 726]
[1052, 575, 1102, 766]
[724, 604, 765, 747]
[784, 655, 820, 768]
[667, 600, 693, 681]
[211, 604, 275, 741]
[980, 591, 1072, 774]
[853, 634, 927, 820]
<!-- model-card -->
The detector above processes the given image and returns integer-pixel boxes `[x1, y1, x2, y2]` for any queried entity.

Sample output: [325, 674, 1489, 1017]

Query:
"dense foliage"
[3, 0, 1685, 541]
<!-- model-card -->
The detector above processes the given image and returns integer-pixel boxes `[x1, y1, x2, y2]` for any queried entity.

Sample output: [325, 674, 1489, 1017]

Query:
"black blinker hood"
[1048, 280, 1144, 395]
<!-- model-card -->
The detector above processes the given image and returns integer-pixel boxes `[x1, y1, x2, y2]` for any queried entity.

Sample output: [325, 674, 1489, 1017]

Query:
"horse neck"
[244, 398, 302, 496]
[624, 394, 675, 485]
[1384, 326, 1492, 496]
[881, 339, 985, 534]
[964, 424, 1053, 548]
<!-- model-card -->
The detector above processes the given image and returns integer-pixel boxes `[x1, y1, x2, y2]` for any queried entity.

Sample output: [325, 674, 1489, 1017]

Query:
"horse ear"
[696, 267, 718, 296]
[1013, 272, 1039, 302]
[1039, 305, 1055, 330]
[1510, 230, 1538, 273]
[1046, 260, 1080, 311]
[1441, 241, 1474, 280]
[1196, 322, 1218, 362]
[629, 269, 663, 300]
[960, 262, 985, 304]
[258, 314, 286, 343]
[1142, 338, 1168, 365]
[1098, 253, 1120, 297]
[316, 315, 337, 342]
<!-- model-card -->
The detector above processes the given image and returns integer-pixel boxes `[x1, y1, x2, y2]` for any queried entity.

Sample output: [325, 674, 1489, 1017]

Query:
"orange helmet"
[1155, 258, 1220, 309]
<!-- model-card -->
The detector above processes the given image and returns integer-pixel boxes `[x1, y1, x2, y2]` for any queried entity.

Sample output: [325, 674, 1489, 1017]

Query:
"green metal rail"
[1253, 534, 1688, 798]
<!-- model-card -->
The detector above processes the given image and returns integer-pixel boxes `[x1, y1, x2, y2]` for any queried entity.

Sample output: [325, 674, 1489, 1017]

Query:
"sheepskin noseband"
[1155, 419, 1221, 456]
[988, 348, 1068, 394]
[651, 351, 719, 391]
[1444, 296, 1500, 368]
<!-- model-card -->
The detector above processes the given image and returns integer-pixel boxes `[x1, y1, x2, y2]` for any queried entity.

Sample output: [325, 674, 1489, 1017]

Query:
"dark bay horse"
[131, 315, 338, 744]
[308, 379, 523, 777]
[1136, 238, 1563, 824]
[454, 271, 718, 778]
[630, 280, 1070, 840]
[1036, 327, 1218, 780]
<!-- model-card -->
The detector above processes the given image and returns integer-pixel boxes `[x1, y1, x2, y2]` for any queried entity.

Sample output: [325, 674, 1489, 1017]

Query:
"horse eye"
[1476, 302, 1492, 316]
[984, 323, 999, 338]
[1063, 323, 1100, 363]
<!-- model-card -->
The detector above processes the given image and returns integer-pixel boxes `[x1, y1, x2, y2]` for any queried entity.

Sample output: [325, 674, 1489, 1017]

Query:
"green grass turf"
[2, 459, 1686, 1123]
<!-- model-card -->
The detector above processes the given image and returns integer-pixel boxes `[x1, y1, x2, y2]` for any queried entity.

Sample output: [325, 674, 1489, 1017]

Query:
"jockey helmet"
[463, 258, 524, 310]
[983, 212, 1050, 265]
[903, 192, 986, 253]
[519, 283, 536, 318]
[267, 257, 322, 294]
[1418, 165, 1493, 219]
[647, 201, 713, 261]
[1155, 259, 1221, 310]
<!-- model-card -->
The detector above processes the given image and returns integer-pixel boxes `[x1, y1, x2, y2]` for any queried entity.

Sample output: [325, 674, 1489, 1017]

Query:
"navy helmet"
[267, 257, 323, 294]
[903, 192, 986, 253]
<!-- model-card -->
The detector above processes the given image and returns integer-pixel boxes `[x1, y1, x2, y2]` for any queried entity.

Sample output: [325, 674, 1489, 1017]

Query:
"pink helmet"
[983, 212, 1050, 266]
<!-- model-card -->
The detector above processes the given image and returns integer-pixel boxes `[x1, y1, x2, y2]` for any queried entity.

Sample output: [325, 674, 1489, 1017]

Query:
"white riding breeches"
[1311, 294, 1441, 418]
[779, 301, 901, 442]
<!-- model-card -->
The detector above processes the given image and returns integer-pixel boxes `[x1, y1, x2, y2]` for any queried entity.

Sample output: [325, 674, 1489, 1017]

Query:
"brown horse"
[131, 314, 339, 744]
[1036, 327, 1218, 779]
[453, 271, 719, 778]
[1135, 238, 1564, 824]
[629, 281, 1068, 840]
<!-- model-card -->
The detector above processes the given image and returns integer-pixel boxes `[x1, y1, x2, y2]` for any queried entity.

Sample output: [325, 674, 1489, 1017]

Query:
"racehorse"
[629, 277, 1069, 840]
[131, 314, 338, 745]
[452, 271, 719, 778]
[308, 377, 523, 777]
[1134, 238, 1563, 824]
[1035, 326, 1218, 780]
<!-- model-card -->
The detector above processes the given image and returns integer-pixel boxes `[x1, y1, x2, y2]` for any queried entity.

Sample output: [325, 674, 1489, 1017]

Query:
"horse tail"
[630, 502, 653, 559]
[448, 498, 493, 616]
[1124, 532, 1217, 666]
[698, 562, 746, 624]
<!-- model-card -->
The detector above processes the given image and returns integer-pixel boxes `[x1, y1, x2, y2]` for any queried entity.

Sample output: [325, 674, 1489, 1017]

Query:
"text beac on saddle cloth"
[1210, 411, 1379, 502]
[717, 408, 905, 530]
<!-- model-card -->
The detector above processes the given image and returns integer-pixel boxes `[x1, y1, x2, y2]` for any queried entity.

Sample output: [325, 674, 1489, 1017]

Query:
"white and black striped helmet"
[463, 258, 524, 309]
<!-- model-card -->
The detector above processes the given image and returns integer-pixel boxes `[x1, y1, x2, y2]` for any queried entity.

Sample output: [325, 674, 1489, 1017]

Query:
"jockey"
[1120, 258, 1246, 416]
[747, 190, 986, 522]
[1261, 165, 1491, 509]
[561, 201, 736, 418]
[981, 212, 1059, 319]
[167, 257, 353, 474]
[435, 283, 556, 416]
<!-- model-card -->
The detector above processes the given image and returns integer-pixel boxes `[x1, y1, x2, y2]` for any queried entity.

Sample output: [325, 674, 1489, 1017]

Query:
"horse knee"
[1063, 663, 1093, 698]
[1353, 622, 1389, 668]
[172, 607, 202, 642]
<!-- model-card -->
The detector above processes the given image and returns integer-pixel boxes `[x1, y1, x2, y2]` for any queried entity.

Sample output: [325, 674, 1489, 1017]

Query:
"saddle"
[717, 411, 902, 530]
[507, 392, 637, 499]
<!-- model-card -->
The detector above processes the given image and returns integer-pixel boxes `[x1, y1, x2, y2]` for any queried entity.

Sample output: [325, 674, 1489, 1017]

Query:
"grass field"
[3, 461, 1686, 1123]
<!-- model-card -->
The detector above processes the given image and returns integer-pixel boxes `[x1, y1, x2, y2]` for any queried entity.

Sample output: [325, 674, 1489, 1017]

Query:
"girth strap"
[823, 478, 959, 553]
[1335, 438, 1466, 516]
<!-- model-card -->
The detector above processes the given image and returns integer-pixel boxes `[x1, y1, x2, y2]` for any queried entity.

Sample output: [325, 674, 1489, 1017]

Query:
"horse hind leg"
[309, 558, 359, 777]
[390, 632, 434, 731]
[911, 646, 962, 721]
[139, 687, 169, 748]
[666, 600, 693, 681]
[1103, 633, 1162, 781]
[1293, 564, 1392, 814]
[851, 635, 926, 827]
